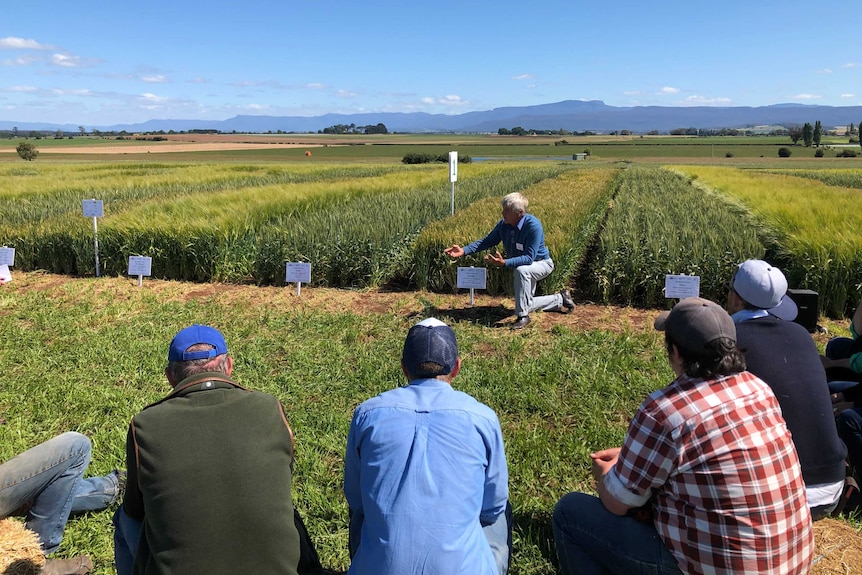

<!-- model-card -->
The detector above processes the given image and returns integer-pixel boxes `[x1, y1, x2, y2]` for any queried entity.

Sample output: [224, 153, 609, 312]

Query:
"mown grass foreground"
[1, 273, 859, 575]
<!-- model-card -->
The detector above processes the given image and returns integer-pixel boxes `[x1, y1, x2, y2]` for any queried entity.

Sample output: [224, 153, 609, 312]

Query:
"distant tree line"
[401, 153, 472, 165]
[498, 127, 596, 136]
[319, 123, 388, 135]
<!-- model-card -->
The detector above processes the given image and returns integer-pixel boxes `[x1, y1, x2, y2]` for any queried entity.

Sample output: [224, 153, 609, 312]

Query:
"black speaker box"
[786, 289, 818, 332]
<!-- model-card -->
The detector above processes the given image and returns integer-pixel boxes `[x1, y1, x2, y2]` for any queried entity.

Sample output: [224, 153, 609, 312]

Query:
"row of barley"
[671, 166, 862, 316]
[1, 163, 574, 286]
[0, 163, 403, 227]
[586, 166, 768, 308]
[4, 162, 859, 316]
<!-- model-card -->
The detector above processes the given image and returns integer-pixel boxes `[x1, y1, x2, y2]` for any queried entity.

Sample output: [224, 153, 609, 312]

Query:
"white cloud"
[840, 93, 856, 98]
[2, 55, 40, 66]
[7, 85, 39, 92]
[51, 88, 95, 97]
[659, 86, 679, 95]
[0, 37, 51, 50]
[623, 90, 641, 96]
[817, 68, 833, 74]
[512, 73, 535, 81]
[306, 83, 326, 90]
[439, 95, 467, 105]
[142, 74, 167, 83]
[842, 62, 860, 68]
[684, 95, 732, 105]
[140, 93, 167, 103]
[335, 89, 358, 98]
[791, 93, 821, 100]
[51, 53, 81, 67]
[416, 95, 471, 109]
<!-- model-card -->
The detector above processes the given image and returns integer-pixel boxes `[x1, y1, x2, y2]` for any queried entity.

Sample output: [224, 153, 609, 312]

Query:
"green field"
[1, 148, 861, 573]
[2, 274, 857, 575]
[2, 133, 860, 163]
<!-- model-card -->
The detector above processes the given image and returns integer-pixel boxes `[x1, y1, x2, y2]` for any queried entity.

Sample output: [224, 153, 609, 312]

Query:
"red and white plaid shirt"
[605, 370, 813, 575]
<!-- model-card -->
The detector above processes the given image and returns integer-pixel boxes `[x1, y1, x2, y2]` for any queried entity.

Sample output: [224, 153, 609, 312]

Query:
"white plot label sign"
[82, 199, 104, 218]
[665, 274, 700, 299]
[0, 247, 15, 266]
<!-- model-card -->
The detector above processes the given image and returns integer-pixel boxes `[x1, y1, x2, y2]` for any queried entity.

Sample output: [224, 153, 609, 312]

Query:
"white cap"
[731, 259, 798, 321]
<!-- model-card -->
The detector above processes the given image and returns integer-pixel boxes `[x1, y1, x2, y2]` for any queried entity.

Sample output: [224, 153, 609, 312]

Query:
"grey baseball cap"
[654, 297, 736, 353]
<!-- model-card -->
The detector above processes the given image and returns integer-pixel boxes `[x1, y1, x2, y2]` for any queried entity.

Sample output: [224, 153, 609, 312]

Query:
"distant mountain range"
[3, 100, 862, 134]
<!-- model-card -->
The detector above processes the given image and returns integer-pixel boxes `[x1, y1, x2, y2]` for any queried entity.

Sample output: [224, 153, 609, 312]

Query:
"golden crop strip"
[670, 166, 862, 250]
[669, 165, 862, 316]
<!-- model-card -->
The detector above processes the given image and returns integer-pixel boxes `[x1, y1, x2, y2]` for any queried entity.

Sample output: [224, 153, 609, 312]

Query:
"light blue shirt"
[344, 378, 509, 575]
[731, 308, 769, 323]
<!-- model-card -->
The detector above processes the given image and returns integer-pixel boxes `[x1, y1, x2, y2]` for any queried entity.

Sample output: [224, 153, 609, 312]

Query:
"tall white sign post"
[82, 199, 104, 277]
[457, 266, 487, 306]
[285, 262, 312, 296]
[448, 151, 458, 215]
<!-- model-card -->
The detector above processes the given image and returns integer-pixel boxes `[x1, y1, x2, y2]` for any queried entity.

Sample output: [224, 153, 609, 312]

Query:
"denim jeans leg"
[482, 501, 513, 575]
[71, 470, 122, 513]
[113, 506, 142, 575]
[829, 381, 861, 394]
[0, 432, 92, 553]
[837, 408, 862, 474]
[553, 492, 682, 575]
[826, 337, 855, 360]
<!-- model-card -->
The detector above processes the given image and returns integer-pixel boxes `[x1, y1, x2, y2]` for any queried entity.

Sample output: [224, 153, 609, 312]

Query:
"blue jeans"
[553, 492, 682, 575]
[113, 506, 143, 575]
[0, 432, 122, 553]
[837, 407, 862, 477]
[348, 502, 513, 575]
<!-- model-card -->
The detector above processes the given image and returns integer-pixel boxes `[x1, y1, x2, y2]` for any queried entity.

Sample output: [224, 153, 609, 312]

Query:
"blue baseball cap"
[168, 324, 228, 362]
[402, 318, 459, 377]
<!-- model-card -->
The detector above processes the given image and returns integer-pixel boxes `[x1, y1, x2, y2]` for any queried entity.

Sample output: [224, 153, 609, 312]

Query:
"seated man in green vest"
[113, 324, 326, 575]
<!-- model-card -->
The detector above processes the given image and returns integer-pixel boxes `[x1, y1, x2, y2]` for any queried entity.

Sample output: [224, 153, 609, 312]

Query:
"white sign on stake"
[448, 151, 458, 215]
[81, 199, 104, 218]
[448, 151, 458, 183]
[0, 246, 15, 266]
[457, 266, 487, 306]
[0, 264, 11, 283]
[285, 262, 312, 296]
[82, 199, 104, 277]
[664, 274, 700, 300]
[128, 256, 153, 287]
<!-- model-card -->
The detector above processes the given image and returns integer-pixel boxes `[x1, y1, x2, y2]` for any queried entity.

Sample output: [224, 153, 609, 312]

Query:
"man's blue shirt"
[462, 213, 550, 268]
[344, 378, 509, 575]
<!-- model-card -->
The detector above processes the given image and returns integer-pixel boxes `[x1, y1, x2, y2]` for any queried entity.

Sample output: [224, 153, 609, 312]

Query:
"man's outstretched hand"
[444, 245, 465, 258]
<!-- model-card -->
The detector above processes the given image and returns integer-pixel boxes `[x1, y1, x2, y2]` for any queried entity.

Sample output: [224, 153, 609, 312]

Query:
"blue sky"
[2, 1, 859, 127]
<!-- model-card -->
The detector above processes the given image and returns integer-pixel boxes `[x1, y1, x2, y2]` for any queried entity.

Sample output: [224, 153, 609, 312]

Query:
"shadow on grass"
[409, 302, 514, 328]
[514, 509, 559, 570]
